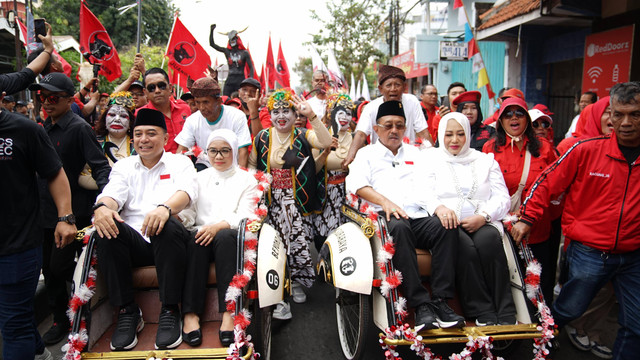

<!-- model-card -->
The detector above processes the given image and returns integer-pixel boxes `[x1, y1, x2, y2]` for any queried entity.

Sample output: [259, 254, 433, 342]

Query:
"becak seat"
[132, 264, 218, 288]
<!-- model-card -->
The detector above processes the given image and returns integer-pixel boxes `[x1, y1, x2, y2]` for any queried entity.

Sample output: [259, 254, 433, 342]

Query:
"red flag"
[454, 0, 464, 9]
[275, 40, 290, 88]
[79, 0, 122, 81]
[265, 35, 276, 89]
[245, 47, 259, 80]
[259, 64, 266, 91]
[165, 16, 212, 86]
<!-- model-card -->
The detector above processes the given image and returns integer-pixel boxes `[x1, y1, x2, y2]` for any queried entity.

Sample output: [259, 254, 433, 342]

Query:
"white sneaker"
[553, 284, 562, 297]
[291, 282, 307, 304]
[590, 341, 613, 359]
[35, 348, 53, 360]
[566, 325, 591, 351]
[272, 301, 292, 320]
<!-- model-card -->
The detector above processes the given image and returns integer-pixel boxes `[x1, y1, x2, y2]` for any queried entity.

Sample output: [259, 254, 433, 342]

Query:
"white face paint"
[270, 107, 296, 133]
[105, 105, 131, 137]
[335, 108, 352, 131]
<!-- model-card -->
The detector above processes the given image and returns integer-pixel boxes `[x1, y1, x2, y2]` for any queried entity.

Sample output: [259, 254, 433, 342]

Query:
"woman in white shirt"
[180, 129, 259, 347]
[424, 112, 516, 326]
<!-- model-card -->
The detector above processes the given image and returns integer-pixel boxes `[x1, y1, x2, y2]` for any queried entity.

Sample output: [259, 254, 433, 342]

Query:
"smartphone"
[34, 19, 46, 42]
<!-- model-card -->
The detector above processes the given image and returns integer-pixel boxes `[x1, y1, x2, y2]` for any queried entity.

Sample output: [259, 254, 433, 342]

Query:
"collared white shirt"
[97, 152, 198, 241]
[355, 93, 428, 143]
[174, 105, 252, 166]
[346, 141, 430, 218]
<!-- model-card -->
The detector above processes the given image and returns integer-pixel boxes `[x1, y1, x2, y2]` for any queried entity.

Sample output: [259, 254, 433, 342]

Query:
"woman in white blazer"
[423, 112, 516, 326]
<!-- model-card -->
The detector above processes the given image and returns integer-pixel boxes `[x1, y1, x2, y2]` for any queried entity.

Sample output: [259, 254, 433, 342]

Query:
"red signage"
[390, 49, 430, 79]
[582, 25, 634, 98]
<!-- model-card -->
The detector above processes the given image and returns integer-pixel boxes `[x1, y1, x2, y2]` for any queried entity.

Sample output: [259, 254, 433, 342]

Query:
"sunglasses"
[532, 121, 551, 129]
[38, 93, 70, 104]
[503, 110, 526, 118]
[378, 123, 406, 131]
[207, 147, 232, 158]
[146, 82, 168, 92]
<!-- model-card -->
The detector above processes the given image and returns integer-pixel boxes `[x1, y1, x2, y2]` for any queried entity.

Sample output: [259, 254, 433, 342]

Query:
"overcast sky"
[173, 0, 330, 87]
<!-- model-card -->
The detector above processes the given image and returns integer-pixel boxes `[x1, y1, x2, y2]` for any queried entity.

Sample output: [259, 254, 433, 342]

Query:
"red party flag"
[265, 34, 276, 89]
[246, 47, 259, 80]
[259, 64, 266, 91]
[275, 40, 290, 88]
[454, 0, 464, 9]
[79, 0, 122, 81]
[165, 16, 211, 85]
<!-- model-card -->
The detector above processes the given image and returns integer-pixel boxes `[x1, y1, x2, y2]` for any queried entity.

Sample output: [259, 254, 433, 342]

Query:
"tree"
[37, 0, 174, 48]
[308, 0, 390, 88]
[293, 57, 313, 93]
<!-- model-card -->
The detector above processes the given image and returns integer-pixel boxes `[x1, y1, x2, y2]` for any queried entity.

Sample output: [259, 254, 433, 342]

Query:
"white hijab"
[437, 112, 482, 165]
[206, 128, 239, 170]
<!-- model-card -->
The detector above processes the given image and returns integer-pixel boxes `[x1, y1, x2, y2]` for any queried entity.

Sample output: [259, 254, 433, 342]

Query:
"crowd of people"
[1, 22, 639, 360]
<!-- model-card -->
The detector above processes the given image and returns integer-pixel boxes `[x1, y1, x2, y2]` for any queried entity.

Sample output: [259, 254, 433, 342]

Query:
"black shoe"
[219, 330, 234, 347]
[498, 314, 517, 325]
[155, 306, 182, 349]
[110, 306, 144, 351]
[414, 303, 439, 330]
[42, 321, 70, 345]
[183, 328, 202, 347]
[475, 313, 498, 326]
[431, 299, 465, 328]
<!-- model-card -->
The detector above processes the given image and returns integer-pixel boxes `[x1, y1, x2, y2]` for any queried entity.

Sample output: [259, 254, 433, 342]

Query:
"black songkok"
[376, 100, 405, 121]
[134, 108, 167, 130]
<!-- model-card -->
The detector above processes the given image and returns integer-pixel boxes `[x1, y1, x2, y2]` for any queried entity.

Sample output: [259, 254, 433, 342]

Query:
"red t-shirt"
[137, 99, 191, 153]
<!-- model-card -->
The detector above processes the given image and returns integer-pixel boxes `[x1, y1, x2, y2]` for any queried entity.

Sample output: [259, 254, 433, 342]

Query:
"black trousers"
[456, 225, 516, 318]
[183, 228, 238, 314]
[388, 215, 457, 308]
[95, 217, 194, 307]
[42, 216, 89, 324]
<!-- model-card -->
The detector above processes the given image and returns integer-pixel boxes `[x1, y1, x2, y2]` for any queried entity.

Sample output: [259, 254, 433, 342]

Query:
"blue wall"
[450, 41, 505, 116]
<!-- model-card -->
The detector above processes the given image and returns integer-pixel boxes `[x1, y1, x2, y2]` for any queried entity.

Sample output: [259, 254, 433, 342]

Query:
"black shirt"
[618, 144, 640, 165]
[39, 110, 111, 227]
[470, 121, 495, 152]
[0, 68, 36, 95]
[0, 110, 62, 256]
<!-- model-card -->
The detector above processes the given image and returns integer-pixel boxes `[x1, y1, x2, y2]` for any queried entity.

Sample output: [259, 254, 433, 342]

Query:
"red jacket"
[520, 133, 640, 253]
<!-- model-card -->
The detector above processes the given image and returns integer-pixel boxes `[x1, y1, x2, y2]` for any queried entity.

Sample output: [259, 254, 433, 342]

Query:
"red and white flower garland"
[522, 256, 555, 359]
[62, 229, 97, 360]
[225, 170, 272, 360]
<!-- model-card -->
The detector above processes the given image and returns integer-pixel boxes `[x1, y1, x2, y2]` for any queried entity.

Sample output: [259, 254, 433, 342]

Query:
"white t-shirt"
[355, 93, 428, 143]
[307, 96, 327, 119]
[174, 105, 252, 165]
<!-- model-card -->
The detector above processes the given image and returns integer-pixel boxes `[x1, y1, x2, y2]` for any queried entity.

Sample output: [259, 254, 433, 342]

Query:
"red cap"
[452, 90, 481, 108]
[501, 88, 525, 100]
[533, 103, 554, 116]
[497, 97, 529, 120]
[100, 92, 109, 98]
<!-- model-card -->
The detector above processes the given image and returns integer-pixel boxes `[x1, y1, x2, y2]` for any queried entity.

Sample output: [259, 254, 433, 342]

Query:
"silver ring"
[300, 105, 306, 111]
[443, 214, 448, 218]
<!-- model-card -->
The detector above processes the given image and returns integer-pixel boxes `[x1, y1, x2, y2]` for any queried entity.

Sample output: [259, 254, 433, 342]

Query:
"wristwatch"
[92, 202, 107, 212]
[58, 214, 76, 225]
[479, 211, 491, 223]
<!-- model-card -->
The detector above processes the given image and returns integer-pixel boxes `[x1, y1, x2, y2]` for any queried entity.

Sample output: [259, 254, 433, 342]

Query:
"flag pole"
[458, 0, 495, 99]
[161, 13, 178, 70]
[136, 0, 141, 53]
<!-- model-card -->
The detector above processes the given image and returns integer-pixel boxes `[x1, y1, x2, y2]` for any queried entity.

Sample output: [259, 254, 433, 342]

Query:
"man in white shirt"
[346, 100, 463, 330]
[306, 70, 329, 119]
[343, 64, 433, 168]
[175, 77, 252, 169]
[92, 109, 199, 351]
